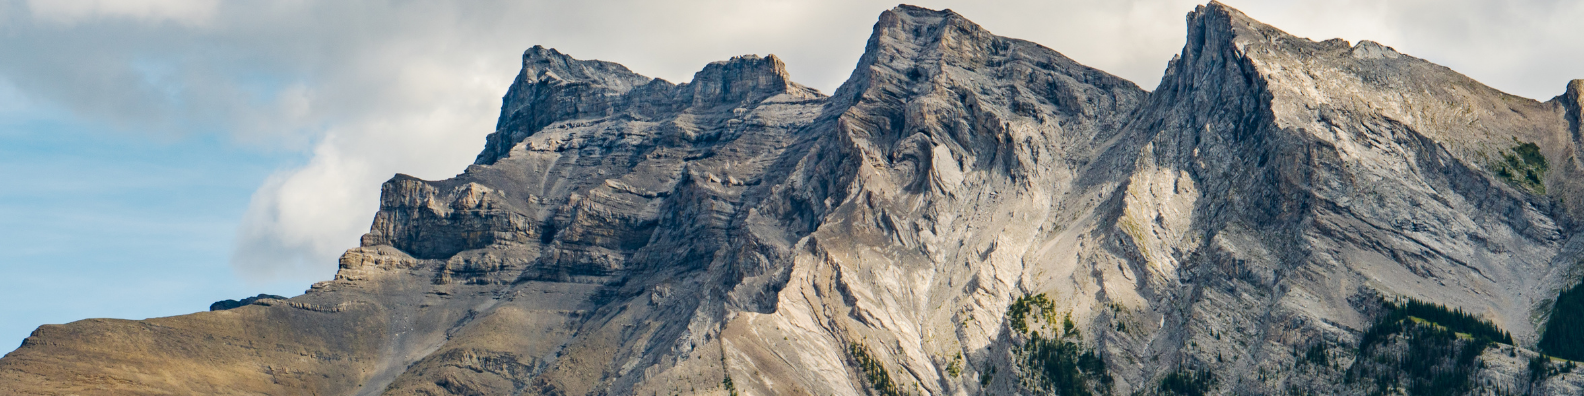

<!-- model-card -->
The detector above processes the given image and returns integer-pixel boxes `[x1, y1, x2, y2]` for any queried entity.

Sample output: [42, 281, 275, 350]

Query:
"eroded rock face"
[5, 3, 1584, 395]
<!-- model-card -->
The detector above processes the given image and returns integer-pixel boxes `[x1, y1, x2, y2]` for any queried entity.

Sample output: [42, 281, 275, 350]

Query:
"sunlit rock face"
[5, 3, 1584, 395]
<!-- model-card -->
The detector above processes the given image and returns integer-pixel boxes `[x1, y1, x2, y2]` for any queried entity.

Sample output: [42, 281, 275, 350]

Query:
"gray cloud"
[0, 0, 1578, 283]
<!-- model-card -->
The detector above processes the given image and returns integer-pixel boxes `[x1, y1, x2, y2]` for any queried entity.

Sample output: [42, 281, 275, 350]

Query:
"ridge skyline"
[6, 0, 1577, 357]
[3, 3, 1584, 396]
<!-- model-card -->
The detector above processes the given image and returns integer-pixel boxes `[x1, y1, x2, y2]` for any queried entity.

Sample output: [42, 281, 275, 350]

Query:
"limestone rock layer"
[5, 3, 1584, 395]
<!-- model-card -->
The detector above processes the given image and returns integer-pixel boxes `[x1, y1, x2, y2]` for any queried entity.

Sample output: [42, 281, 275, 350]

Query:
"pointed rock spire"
[477, 46, 656, 165]
[1562, 79, 1584, 123]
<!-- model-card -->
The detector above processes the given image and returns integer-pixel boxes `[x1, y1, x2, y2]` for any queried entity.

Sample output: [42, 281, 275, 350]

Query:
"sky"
[1, 0, 1581, 354]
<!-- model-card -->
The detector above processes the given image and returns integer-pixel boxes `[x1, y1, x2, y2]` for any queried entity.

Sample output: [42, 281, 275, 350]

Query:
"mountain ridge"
[4, 2, 1584, 395]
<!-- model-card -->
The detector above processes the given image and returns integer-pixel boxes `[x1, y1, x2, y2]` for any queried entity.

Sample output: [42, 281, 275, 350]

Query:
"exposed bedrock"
[5, 2, 1584, 395]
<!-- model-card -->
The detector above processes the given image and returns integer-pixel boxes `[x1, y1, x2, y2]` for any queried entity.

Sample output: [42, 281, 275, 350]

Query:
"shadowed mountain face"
[5, 3, 1584, 395]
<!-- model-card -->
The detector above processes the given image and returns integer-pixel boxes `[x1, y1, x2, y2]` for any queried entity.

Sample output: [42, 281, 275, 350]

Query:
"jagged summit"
[6, 3, 1584, 395]
[1180, 1, 1265, 60]
[477, 48, 826, 165]
[683, 54, 819, 106]
[830, 1, 1143, 162]
[478, 46, 654, 165]
[1561, 79, 1584, 117]
[836, 4, 1137, 101]
[1118, 2, 1584, 393]
[518, 45, 649, 90]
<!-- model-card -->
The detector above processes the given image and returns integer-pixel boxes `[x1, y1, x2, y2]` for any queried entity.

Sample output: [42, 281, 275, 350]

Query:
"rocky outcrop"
[4, 3, 1584, 395]
[208, 294, 288, 311]
[713, 5, 1149, 395]
[1100, 4, 1584, 393]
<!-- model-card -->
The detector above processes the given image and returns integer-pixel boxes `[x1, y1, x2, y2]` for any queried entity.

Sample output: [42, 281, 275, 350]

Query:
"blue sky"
[1, 0, 1581, 354]
[0, 111, 312, 351]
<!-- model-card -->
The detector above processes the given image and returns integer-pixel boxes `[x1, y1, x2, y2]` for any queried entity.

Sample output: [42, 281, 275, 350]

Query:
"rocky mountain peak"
[875, 4, 967, 37]
[1351, 40, 1402, 59]
[683, 54, 816, 106]
[475, 46, 657, 165]
[518, 45, 647, 88]
[1181, 2, 1270, 60]
[1563, 79, 1584, 122]
[829, 5, 979, 102]
[880, 4, 977, 40]
[834, 2, 1140, 146]
[7, 3, 1584, 396]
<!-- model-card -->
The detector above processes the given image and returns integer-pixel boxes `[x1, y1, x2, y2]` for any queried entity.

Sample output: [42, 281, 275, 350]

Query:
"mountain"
[5, 2, 1584, 395]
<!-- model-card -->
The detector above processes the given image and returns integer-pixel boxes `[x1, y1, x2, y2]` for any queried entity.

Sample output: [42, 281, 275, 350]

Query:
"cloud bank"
[0, 0, 1578, 284]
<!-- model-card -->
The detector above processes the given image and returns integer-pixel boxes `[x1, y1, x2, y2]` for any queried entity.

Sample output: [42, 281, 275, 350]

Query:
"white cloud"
[232, 80, 502, 282]
[231, 139, 373, 281]
[26, 0, 218, 26]
[1, 0, 1579, 284]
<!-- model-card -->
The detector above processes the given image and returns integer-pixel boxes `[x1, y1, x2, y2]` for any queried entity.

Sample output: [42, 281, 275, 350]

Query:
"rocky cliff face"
[5, 3, 1584, 395]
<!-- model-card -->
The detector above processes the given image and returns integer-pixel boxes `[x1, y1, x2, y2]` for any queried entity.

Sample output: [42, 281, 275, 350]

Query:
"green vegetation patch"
[1539, 281, 1584, 360]
[1492, 141, 1548, 194]
[1349, 318, 1489, 396]
[850, 342, 906, 396]
[1007, 293, 1058, 334]
[1303, 343, 1329, 367]
[1528, 354, 1577, 385]
[1370, 298, 1513, 344]
[1006, 293, 1111, 395]
[1346, 297, 1513, 396]
[1021, 335, 1109, 395]
[1158, 368, 1216, 396]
